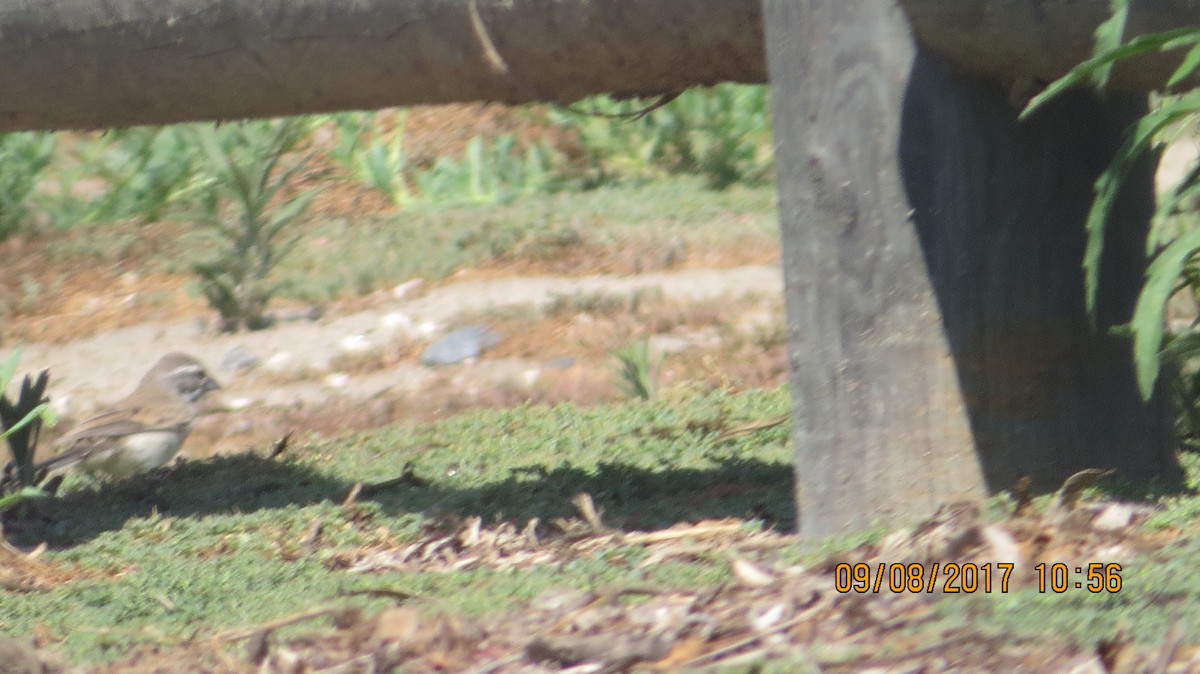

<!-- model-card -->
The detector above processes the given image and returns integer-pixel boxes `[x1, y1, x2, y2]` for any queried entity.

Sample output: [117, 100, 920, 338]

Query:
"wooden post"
[765, 0, 1179, 537]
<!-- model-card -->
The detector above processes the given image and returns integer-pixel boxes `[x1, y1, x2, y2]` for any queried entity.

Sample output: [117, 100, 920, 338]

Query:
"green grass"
[0, 387, 793, 663]
[9, 175, 776, 322]
[265, 176, 778, 303]
[1, 86, 773, 243]
[0, 86, 776, 324]
[930, 542, 1200, 648]
[9, 386, 1200, 665]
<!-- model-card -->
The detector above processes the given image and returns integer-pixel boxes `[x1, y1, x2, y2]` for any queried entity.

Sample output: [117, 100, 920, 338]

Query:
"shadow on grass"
[6, 453, 795, 548]
[377, 457, 796, 532]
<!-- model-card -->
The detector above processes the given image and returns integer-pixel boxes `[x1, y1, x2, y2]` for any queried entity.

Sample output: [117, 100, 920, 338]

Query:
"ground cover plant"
[7, 66, 1200, 671]
[0, 387, 794, 662]
[0, 86, 777, 339]
[184, 118, 322, 331]
[3, 386, 1200, 671]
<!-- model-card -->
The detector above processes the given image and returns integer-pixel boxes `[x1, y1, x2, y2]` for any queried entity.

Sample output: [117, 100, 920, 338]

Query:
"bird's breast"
[88, 430, 186, 479]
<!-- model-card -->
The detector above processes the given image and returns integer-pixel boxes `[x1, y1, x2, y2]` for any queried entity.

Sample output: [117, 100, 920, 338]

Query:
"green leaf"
[0, 347, 22, 391]
[1131, 227, 1200, 399]
[1155, 169, 1200, 250]
[1021, 28, 1200, 120]
[1168, 41, 1200, 88]
[1160, 330, 1200, 364]
[0, 486, 49, 513]
[1089, 0, 1131, 87]
[266, 189, 319, 233]
[0, 402, 48, 440]
[1081, 91, 1200, 320]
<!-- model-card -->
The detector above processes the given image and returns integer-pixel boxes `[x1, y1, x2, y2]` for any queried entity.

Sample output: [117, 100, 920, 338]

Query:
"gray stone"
[421, 326, 501, 366]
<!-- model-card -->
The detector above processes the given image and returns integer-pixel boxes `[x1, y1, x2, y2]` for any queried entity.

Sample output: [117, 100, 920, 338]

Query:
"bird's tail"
[36, 448, 89, 478]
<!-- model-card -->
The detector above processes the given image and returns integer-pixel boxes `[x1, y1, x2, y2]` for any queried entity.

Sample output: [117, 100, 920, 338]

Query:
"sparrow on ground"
[38, 352, 220, 480]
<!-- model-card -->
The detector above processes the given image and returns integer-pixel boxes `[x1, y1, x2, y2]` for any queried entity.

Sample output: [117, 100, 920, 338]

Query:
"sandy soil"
[13, 264, 783, 450]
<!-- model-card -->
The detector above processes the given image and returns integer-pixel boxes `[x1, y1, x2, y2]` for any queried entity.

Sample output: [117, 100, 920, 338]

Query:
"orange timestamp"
[834, 562, 1013, 594]
[833, 562, 1125, 594]
[1033, 562, 1122, 593]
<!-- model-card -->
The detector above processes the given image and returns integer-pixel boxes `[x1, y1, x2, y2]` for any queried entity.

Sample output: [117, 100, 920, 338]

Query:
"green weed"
[1022, 7, 1200, 400]
[273, 177, 777, 303]
[0, 132, 55, 238]
[613, 340, 659, 400]
[548, 85, 773, 189]
[0, 387, 792, 662]
[326, 110, 562, 207]
[0, 349, 55, 503]
[183, 118, 321, 331]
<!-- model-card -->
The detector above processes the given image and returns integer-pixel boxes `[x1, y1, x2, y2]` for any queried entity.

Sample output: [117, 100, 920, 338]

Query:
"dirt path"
[18, 265, 783, 421]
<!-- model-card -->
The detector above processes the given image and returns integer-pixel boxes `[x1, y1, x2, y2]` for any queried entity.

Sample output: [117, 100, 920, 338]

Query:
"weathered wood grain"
[901, 53, 1178, 495]
[766, 0, 1179, 537]
[766, 1, 988, 537]
[905, 0, 1200, 93]
[3, 0, 1200, 132]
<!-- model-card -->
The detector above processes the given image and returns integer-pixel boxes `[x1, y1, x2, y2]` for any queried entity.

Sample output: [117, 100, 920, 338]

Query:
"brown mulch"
[15, 485, 1194, 674]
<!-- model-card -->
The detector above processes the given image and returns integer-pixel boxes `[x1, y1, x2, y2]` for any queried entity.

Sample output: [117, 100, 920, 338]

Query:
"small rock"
[81, 297, 104, 315]
[324, 373, 350, 389]
[370, 606, 422, 645]
[339, 334, 371, 353]
[732, 558, 776, 588]
[421, 325, 501, 366]
[220, 345, 260, 373]
[1092, 503, 1136, 531]
[392, 278, 426, 300]
[263, 352, 294, 373]
[649, 334, 691, 354]
[532, 588, 594, 614]
[271, 305, 324, 323]
[650, 328, 720, 354]
[379, 311, 413, 332]
[749, 602, 787, 632]
[50, 394, 73, 421]
[980, 524, 1021, 565]
[225, 396, 255, 411]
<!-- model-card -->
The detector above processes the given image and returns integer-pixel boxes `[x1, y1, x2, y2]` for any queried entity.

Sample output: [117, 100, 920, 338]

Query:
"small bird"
[38, 353, 221, 480]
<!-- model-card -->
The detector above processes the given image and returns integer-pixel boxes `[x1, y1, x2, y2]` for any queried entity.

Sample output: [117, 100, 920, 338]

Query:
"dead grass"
[25, 487, 1200, 673]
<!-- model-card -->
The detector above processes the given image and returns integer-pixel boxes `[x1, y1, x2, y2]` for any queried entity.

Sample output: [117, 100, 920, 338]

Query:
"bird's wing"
[54, 408, 189, 445]
[40, 407, 189, 474]
[39, 434, 122, 474]
[54, 410, 150, 443]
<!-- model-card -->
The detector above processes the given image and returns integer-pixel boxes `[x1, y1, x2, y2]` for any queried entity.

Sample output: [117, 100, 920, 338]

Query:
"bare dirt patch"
[15, 264, 785, 459]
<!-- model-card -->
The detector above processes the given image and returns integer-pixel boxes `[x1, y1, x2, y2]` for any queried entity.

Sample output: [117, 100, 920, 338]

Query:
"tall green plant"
[0, 349, 56, 508]
[1022, 6, 1200, 400]
[0, 132, 55, 239]
[88, 127, 206, 223]
[328, 110, 559, 206]
[548, 85, 773, 189]
[186, 118, 321, 331]
[416, 135, 558, 204]
[613, 340, 659, 401]
[332, 110, 417, 206]
[33, 127, 207, 230]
